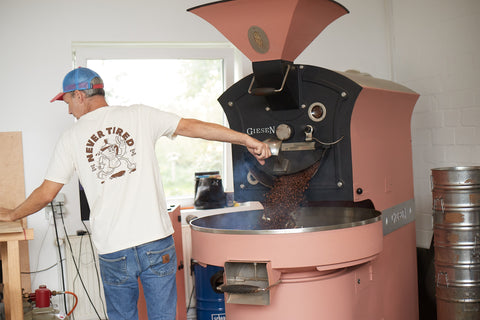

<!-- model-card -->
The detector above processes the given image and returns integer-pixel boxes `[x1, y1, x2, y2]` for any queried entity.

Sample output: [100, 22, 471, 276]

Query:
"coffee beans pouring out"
[260, 161, 321, 229]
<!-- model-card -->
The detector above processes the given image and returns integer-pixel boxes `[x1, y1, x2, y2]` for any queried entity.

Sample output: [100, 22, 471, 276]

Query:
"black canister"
[194, 171, 226, 209]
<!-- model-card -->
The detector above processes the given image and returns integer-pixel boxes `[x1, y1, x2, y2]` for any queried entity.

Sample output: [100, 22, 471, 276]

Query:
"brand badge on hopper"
[85, 126, 137, 183]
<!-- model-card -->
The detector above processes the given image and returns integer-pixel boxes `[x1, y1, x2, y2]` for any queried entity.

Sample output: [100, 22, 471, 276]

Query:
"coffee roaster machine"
[187, 0, 420, 319]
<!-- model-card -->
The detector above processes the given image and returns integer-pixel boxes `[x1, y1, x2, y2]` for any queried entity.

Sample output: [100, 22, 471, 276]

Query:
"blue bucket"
[193, 264, 226, 320]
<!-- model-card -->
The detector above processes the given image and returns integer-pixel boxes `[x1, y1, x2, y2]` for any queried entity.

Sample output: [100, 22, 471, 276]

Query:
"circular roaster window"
[308, 102, 327, 122]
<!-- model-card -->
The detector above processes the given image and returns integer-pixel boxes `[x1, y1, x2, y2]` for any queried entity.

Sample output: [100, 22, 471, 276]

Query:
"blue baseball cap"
[50, 67, 104, 102]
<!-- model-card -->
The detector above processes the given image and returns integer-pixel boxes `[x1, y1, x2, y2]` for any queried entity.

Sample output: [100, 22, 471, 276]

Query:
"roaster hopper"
[188, 1, 420, 319]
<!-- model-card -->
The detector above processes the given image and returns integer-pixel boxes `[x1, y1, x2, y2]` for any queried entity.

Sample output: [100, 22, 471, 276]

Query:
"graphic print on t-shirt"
[85, 127, 137, 183]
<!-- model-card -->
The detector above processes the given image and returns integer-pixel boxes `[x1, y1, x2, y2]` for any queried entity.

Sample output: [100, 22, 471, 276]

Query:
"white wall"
[299, 0, 393, 80]
[390, 0, 480, 248]
[3, 0, 446, 308]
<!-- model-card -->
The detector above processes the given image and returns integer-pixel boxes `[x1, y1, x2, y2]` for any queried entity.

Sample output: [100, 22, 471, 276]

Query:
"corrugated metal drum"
[432, 166, 480, 320]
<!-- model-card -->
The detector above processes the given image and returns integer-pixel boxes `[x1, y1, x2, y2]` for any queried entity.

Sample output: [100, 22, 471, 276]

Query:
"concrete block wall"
[391, 0, 480, 248]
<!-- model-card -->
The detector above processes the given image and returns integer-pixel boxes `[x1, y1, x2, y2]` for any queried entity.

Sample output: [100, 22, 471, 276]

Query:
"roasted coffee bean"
[260, 162, 320, 229]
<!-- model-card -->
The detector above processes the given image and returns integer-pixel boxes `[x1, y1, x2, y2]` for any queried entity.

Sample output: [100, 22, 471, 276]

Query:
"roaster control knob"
[276, 124, 292, 141]
[304, 125, 313, 141]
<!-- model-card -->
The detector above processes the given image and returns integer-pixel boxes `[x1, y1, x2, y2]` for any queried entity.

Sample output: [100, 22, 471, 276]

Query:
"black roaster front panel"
[219, 64, 362, 203]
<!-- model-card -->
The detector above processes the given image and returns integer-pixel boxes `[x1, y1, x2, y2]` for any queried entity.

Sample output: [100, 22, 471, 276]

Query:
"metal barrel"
[432, 167, 480, 319]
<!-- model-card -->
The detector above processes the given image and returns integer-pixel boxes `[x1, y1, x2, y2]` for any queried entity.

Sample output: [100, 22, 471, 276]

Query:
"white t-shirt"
[45, 105, 181, 254]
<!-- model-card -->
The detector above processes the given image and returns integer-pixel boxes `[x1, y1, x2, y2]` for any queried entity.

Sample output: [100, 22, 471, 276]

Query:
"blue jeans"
[98, 236, 177, 320]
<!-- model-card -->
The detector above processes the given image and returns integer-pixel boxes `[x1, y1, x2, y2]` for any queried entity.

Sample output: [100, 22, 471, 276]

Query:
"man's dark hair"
[84, 77, 105, 98]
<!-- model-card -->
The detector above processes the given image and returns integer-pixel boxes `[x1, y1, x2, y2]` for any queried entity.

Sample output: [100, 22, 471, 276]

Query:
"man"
[0, 67, 271, 320]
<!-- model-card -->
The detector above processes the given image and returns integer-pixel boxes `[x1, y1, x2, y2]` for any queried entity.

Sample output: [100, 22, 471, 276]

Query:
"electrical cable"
[186, 283, 196, 315]
[60, 211, 103, 320]
[21, 259, 65, 274]
[30, 221, 52, 284]
[187, 260, 198, 316]
[82, 220, 108, 319]
[70, 235, 84, 320]
[51, 202, 68, 315]
[71, 235, 83, 305]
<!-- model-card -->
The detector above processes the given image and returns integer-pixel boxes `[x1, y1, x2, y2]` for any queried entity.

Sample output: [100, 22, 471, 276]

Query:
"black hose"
[51, 202, 67, 314]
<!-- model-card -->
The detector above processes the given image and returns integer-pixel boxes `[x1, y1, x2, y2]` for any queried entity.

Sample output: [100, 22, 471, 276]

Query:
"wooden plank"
[0, 132, 26, 211]
[0, 222, 23, 234]
[0, 229, 34, 242]
[0, 132, 32, 304]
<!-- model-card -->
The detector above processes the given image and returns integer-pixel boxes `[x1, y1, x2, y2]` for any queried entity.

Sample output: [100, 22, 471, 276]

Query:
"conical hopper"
[188, 0, 349, 62]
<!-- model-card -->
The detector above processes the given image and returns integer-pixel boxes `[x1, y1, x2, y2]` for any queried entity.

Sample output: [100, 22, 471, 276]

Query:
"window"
[74, 43, 241, 199]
